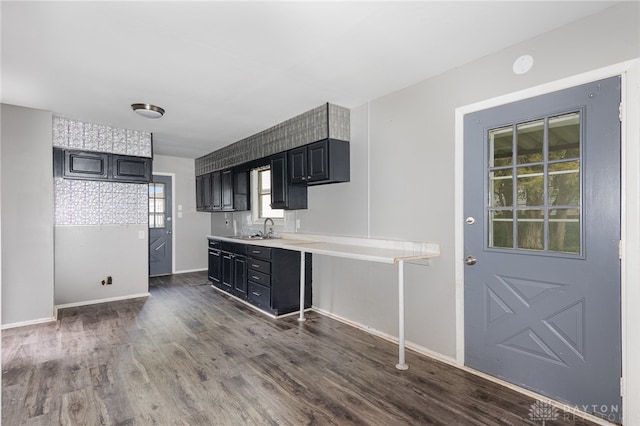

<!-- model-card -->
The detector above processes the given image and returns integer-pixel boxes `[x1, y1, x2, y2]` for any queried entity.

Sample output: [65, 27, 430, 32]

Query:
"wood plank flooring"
[2, 271, 598, 425]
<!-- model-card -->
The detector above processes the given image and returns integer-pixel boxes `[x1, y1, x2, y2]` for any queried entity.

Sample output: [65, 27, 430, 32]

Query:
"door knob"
[167, 230, 172, 235]
[464, 255, 477, 265]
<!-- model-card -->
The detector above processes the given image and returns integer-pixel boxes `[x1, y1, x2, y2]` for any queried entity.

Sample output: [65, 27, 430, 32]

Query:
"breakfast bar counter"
[207, 233, 440, 369]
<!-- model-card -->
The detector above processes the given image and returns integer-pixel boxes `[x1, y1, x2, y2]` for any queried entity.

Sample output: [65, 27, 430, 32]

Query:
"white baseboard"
[54, 292, 150, 315]
[173, 268, 207, 274]
[310, 306, 457, 366]
[1, 316, 57, 330]
[310, 306, 613, 426]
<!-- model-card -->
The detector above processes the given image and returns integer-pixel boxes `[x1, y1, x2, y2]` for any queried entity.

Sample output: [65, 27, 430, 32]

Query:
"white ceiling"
[1, 1, 619, 159]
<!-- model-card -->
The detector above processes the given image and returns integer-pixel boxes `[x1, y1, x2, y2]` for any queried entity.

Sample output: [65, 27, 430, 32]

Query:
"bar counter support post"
[298, 251, 306, 322]
[396, 259, 408, 370]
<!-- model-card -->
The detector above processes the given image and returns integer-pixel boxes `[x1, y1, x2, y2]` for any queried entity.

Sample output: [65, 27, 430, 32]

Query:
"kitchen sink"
[232, 234, 280, 241]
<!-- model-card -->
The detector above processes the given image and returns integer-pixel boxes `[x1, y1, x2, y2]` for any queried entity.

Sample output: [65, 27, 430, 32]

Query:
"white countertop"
[208, 233, 440, 264]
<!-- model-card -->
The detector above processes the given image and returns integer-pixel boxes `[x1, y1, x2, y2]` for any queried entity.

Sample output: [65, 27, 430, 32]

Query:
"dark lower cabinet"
[208, 238, 311, 316]
[208, 240, 221, 285]
[215, 241, 248, 299]
[232, 255, 247, 298]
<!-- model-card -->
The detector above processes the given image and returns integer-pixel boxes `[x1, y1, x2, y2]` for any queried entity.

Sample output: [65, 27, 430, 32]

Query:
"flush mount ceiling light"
[131, 103, 165, 119]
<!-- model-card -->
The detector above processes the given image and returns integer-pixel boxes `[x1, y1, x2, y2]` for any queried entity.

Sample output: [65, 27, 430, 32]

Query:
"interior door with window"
[149, 175, 172, 277]
[464, 77, 621, 420]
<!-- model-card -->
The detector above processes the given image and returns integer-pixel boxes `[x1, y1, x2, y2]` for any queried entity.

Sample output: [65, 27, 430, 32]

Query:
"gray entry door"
[464, 77, 621, 420]
[149, 174, 173, 276]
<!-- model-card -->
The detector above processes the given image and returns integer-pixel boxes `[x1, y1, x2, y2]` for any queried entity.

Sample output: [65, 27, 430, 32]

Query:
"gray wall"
[210, 3, 640, 360]
[153, 154, 210, 272]
[1, 104, 55, 325]
[54, 225, 148, 305]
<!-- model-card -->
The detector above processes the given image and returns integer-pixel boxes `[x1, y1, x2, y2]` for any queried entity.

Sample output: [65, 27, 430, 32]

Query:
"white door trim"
[152, 172, 176, 275]
[454, 59, 640, 425]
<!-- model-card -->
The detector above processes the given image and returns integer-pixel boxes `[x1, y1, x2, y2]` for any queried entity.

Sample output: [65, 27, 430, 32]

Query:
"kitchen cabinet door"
[211, 171, 222, 210]
[221, 169, 234, 210]
[288, 146, 307, 184]
[232, 255, 247, 299]
[208, 247, 221, 286]
[112, 155, 152, 183]
[63, 150, 109, 180]
[270, 153, 307, 210]
[221, 251, 234, 293]
[233, 170, 250, 211]
[287, 139, 350, 186]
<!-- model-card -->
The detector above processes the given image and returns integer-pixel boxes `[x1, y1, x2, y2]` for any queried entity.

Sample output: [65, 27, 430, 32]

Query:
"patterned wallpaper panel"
[52, 115, 151, 226]
[54, 178, 148, 226]
[195, 103, 350, 176]
[53, 116, 152, 157]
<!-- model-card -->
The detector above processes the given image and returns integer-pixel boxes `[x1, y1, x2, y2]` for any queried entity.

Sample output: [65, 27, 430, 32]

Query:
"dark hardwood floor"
[2, 271, 598, 425]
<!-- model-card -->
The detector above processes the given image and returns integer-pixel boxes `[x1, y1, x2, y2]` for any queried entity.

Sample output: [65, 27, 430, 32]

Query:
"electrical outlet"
[107, 276, 113, 285]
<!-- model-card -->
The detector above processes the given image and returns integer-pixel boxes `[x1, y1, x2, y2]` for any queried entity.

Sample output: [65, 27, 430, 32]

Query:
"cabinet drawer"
[221, 241, 246, 255]
[248, 270, 271, 287]
[248, 282, 271, 309]
[247, 246, 271, 260]
[248, 258, 271, 274]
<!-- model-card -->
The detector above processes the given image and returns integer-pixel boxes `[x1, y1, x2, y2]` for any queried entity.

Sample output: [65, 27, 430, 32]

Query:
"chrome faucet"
[263, 217, 274, 238]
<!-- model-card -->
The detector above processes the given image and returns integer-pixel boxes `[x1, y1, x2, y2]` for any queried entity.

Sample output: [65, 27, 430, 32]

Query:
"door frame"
[150, 172, 176, 275]
[454, 59, 640, 424]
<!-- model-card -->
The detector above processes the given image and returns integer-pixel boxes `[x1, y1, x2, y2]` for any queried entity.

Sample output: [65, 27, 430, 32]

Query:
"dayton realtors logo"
[528, 400, 559, 425]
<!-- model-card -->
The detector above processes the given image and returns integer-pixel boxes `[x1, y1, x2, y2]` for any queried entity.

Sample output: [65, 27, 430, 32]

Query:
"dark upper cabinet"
[211, 171, 222, 210]
[112, 154, 152, 183]
[221, 169, 234, 211]
[289, 139, 350, 185]
[270, 152, 307, 210]
[196, 174, 212, 211]
[197, 169, 250, 213]
[56, 148, 152, 183]
[63, 150, 109, 180]
[233, 170, 250, 211]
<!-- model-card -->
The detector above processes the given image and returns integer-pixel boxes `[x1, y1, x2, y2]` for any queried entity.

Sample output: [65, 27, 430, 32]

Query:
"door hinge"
[619, 102, 624, 122]
[619, 240, 623, 260]
[621, 377, 624, 397]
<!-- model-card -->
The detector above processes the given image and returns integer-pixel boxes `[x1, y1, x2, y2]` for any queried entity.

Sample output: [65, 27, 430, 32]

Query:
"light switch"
[178, 211, 183, 218]
[138, 230, 145, 239]
[178, 204, 183, 211]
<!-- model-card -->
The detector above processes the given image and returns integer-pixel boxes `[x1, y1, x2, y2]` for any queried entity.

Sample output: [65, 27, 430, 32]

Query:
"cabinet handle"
[252, 250, 261, 254]
[301, 176, 306, 180]
[251, 276, 260, 280]
[251, 264, 260, 268]
[252, 292, 260, 296]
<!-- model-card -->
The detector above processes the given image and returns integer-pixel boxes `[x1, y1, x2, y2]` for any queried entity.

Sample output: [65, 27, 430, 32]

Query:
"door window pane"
[148, 182, 166, 229]
[517, 120, 544, 164]
[548, 161, 580, 206]
[486, 112, 582, 255]
[489, 169, 513, 207]
[549, 208, 580, 253]
[549, 113, 580, 160]
[489, 126, 513, 167]
[517, 166, 544, 207]
[489, 210, 513, 249]
[517, 210, 544, 250]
